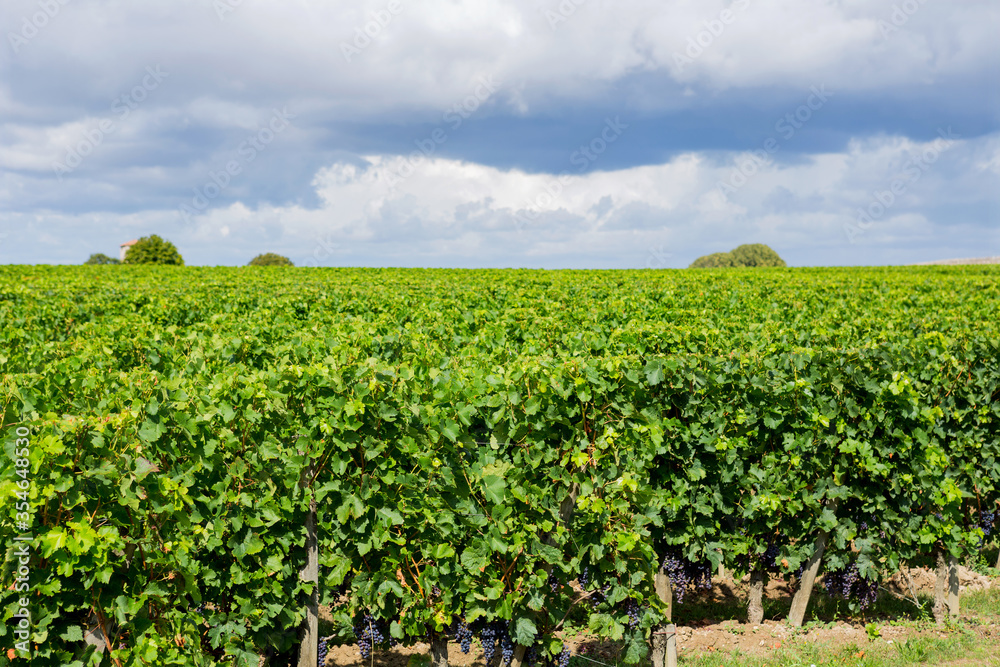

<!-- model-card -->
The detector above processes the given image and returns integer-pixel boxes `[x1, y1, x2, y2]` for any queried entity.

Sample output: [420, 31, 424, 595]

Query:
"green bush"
[729, 243, 787, 267]
[690, 244, 786, 268]
[248, 253, 294, 267]
[83, 253, 120, 265]
[689, 252, 737, 268]
[122, 235, 184, 265]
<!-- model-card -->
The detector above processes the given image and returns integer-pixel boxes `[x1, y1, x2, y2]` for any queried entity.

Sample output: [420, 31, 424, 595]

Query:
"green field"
[1, 266, 998, 666]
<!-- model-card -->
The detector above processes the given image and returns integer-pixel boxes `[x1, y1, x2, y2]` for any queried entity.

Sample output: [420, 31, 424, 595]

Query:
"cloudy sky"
[1, 0, 998, 268]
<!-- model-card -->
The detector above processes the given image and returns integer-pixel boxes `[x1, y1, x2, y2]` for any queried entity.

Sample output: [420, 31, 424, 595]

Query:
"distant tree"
[689, 252, 737, 268]
[689, 244, 786, 268]
[729, 243, 787, 267]
[122, 235, 184, 265]
[248, 253, 294, 267]
[84, 253, 120, 265]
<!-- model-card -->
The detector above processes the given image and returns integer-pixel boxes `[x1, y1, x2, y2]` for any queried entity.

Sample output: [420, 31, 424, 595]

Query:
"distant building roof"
[121, 239, 139, 247]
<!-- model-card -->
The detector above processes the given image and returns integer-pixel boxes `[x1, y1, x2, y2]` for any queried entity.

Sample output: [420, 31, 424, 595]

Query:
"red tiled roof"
[121, 239, 139, 247]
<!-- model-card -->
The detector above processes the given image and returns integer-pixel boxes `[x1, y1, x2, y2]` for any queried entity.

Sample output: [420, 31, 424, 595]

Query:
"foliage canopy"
[248, 252, 294, 267]
[1, 265, 997, 664]
[83, 253, 120, 265]
[690, 243, 786, 268]
[122, 235, 184, 265]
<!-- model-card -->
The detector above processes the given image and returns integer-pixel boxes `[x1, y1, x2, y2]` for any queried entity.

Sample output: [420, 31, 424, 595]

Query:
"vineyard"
[1, 265, 998, 666]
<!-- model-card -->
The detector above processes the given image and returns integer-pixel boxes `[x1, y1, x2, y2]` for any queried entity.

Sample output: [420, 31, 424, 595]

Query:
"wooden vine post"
[650, 568, 676, 667]
[717, 550, 729, 582]
[297, 458, 320, 667]
[933, 547, 960, 624]
[948, 554, 960, 620]
[747, 569, 765, 625]
[430, 633, 449, 667]
[933, 547, 947, 624]
[787, 499, 837, 627]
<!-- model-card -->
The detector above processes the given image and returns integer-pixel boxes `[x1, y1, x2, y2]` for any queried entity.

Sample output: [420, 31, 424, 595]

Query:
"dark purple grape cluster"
[754, 541, 782, 572]
[548, 571, 560, 592]
[318, 634, 333, 666]
[585, 582, 611, 609]
[432, 585, 442, 598]
[762, 542, 781, 570]
[981, 510, 996, 537]
[824, 564, 858, 597]
[737, 536, 784, 574]
[557, 647, 571, 667]
[525, 644, 539, 666]
[661, 551, 712, 602]
[480, 625, 495, 663]
[478, 622, 505, 664]
[624, 599, 644, 629]
[823, 563, 878, 610]
[577, 565, 611, 608]
[474, 621, 514, 666]
[455, 619, 473, 654]
[853, 515, 885, 539]
[354, 613, 388, 660]
[500, 632, 514, 665]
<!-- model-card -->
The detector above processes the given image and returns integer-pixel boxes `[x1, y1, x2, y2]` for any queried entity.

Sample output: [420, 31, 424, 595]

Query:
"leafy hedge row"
[1, 266, 998, 666]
